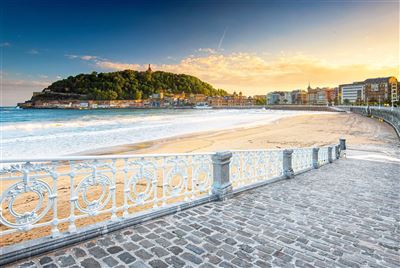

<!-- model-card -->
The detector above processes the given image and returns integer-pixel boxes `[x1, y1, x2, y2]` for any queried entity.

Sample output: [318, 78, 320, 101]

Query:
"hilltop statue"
[147, 64, 153, 73]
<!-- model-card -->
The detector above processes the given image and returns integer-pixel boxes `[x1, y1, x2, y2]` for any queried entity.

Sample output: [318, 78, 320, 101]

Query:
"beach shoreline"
[76, 112, 398, 156]
[2, 108, 335, 160]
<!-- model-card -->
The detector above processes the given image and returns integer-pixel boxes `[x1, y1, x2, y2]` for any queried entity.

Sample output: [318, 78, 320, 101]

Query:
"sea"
[1, 107, 321, 159]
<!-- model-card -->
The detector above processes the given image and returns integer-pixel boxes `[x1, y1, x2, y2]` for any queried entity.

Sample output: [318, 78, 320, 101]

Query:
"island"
[18, 66, 267, 109]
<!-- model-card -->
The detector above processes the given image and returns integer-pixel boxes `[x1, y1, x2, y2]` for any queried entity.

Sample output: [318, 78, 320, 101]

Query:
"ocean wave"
[1, 109, 329, 159]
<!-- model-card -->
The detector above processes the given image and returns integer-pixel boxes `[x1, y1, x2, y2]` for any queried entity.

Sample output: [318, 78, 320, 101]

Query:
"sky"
[1, 0, 399, 106]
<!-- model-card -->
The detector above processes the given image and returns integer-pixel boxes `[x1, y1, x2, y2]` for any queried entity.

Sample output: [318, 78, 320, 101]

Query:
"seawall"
[348, 107, 400, 138]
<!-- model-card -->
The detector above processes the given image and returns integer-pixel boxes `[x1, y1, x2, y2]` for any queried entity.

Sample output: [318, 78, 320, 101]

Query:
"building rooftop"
[364, 77, 395, 84]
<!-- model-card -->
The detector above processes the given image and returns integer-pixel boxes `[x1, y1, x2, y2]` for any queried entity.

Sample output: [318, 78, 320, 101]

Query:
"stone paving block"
[185, 243, 205, 255]
[122, 242, 140, 251]
[57, 255, 76, 267]
[129, 260, 150, 268]
[88, 246, 108, 259]
[165, 256, 185, 268]
[39, 256, 52, 265]
[80, 258, 101, 268]
[72, 247, 86, 258]
[148, 259, 168, 268]
[180, 252, 202, 264]
[117, 252, 136, 265]
[134, 249, 152, 260]
[106, 245, 124, 254]
[150, 246, 169, 258]
[102, 256, 119, 267]
[167, 245, 184, 255]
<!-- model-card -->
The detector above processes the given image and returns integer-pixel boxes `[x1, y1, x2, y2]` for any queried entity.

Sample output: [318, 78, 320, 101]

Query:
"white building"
[283, 92, 292, 104]
[267, 92, 282, 105]
[340, 83, 364, 104]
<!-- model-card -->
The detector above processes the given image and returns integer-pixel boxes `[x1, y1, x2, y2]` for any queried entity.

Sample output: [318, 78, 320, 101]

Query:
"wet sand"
[82, 112, 399, 155]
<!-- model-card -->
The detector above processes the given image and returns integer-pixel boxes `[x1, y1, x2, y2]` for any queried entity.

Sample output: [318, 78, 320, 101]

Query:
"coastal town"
[18, 75, 399, 109]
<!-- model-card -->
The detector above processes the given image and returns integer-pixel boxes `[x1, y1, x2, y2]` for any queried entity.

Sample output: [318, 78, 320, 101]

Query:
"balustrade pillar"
[212, 151, 233, 200]
[328, 146, 333, 163]
[312, 148, 319, 169]
[335, 145, 340, 159]
[339, 138, 346, 158]
[283, 149, 294, 179]
[339, 138, 346, 150]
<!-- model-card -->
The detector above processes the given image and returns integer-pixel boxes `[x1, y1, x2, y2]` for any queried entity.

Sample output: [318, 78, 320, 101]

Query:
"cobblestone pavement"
[11, 146, 400, 268]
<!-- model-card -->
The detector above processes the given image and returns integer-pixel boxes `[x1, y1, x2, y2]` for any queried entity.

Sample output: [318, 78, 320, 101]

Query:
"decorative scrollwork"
[0, 179, 53, 230]
[192, 155, 212, 192]
[75, 160, 113, 171]
[74, 174, 112, 215]
[165, 157, 188, 196]
[0, 162, 54, 176]
[127, 161, 157, 204]
[292, 148, 313, 172]
[255, 151, 267, 178]
[242, 152, 255, 179]
[229, 153, 241, 183]
[266, 151, 283, 178]
[230, 150, 283, 188]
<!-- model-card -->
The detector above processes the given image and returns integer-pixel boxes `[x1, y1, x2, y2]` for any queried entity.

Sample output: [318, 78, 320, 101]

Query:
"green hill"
[33, 69, 227, 101]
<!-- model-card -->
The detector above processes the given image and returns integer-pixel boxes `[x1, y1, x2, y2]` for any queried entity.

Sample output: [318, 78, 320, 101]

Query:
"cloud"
[66, 51, 398, 95]
[160, 52, 397, 94]
[65, 54, 98, 60]
[81, 55, 97, 61]
[197, 48, 218, 54]
[65, 54, 79, 59]
[39, 75, 49, 79]
[0, 42, 11, 47]
[95, 60, 141, 71]
[27, 49, 39, 54]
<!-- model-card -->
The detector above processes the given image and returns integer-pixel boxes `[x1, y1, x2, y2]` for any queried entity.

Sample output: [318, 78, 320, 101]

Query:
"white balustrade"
[292, 148, 314, 173]
[229, 150, 283, 189]
[0, 143, 341, 245]
[0, 153, 213, 241]
[318, 147, 330, 166]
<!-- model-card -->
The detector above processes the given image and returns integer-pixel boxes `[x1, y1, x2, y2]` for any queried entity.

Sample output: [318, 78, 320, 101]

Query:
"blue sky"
[1, 0, 399, 105]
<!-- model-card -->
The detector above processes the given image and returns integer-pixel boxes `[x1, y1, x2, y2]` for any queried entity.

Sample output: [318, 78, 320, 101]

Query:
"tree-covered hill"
[34, 69, 228, 101]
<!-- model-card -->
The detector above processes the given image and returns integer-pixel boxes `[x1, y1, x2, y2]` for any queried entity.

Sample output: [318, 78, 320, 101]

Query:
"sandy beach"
[1, 111, 398, 247]
[86, 112, 399, 155]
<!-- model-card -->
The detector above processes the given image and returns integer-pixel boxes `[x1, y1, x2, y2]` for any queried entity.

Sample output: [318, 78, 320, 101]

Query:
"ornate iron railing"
[0, 153, 213, 243]
[229, 150, 284, 189]
[0, 142, 342, 249]
[292, 148, 314, 173]
[318, 147, 330, 166]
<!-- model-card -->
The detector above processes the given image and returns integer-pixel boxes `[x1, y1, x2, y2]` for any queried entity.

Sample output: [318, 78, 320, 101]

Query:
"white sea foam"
[1, 109, 329, 159]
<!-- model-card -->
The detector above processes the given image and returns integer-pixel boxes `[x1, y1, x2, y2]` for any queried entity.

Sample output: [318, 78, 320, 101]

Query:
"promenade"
[10, 142, 400, 268]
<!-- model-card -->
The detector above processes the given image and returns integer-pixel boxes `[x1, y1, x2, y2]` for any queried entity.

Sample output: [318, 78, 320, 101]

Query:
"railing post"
[339, 138, 346, 150]
[312, 148, 319, 169]
[335, 145, 340, 159]
[328, 146, 333, 163]
[212, 151, 233, 200]
[339, 138, 346, 158]
[283, 149, 294, 179]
